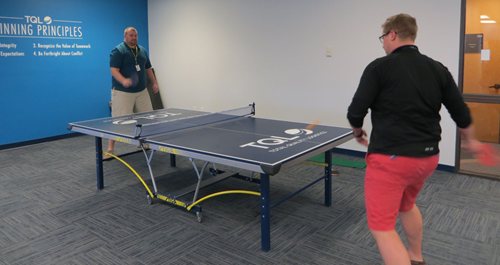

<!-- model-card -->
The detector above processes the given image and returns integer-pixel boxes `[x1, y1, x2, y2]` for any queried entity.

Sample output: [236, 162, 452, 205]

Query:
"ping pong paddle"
[476, 143, 499, 166]
[130, 71, 139, 87]
[306, 119, 320, 130]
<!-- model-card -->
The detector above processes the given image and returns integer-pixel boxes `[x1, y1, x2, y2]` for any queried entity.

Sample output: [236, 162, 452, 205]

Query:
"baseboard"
[332, 147, 457, 173]
[0, 133, 81, 151]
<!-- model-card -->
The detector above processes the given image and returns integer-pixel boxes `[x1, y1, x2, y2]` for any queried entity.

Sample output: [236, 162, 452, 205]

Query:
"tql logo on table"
[240, 129, 313, 150]
[112, 111, 182, 125]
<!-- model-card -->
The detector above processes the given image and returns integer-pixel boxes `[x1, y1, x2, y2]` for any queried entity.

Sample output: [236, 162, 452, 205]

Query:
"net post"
[134, 124, 143, 139]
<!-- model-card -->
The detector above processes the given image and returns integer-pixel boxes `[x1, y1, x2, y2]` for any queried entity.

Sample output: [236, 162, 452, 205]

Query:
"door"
[460, 0, 500, 178]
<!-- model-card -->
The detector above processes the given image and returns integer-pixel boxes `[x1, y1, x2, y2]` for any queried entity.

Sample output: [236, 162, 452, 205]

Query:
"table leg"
[324, 150, 332, 206]
[95, 137, 104, 190]
[170, 154, 176, 167]
[260, 173, 270, 251]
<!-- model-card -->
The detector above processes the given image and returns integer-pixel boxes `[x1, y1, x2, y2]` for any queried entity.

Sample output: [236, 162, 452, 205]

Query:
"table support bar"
[260, 173, 270, 251]
[270, 175, 325, 209]
[95, 137, 104, 190]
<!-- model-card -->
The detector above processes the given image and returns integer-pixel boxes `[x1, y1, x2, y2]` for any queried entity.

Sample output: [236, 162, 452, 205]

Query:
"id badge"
[135, 64, 141, 71]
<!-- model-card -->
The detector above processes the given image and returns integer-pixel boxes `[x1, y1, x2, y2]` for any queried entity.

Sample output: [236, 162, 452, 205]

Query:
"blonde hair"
[382, 14, 417, 41]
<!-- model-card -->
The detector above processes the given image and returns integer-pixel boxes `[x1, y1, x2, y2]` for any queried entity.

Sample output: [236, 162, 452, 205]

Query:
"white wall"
[148, 0, 462, 166]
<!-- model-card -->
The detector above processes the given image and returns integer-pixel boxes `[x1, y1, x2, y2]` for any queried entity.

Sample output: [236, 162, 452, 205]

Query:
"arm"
[439, 67, 486, 156]
[146, 68, 159, 94]
[109, 46, 132, 88]
[347, 63, 380, 147]
[440, 66, 471, 128]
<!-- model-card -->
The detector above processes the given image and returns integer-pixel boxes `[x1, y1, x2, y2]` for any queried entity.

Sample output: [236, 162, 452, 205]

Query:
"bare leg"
[371, 229, 411, 265]
[107, 139, 115, 152]
[400, 204, 424, 262]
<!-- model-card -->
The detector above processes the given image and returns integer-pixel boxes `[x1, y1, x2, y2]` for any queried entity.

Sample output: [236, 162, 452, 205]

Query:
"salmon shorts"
[365, 153, 439, 231]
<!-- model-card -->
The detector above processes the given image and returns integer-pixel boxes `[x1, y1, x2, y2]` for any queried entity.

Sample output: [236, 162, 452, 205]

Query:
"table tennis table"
[68, 103, 353, 251]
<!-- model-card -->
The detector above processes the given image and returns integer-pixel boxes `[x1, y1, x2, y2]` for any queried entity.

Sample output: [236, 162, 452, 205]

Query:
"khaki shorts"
[111, 88, 153, 117]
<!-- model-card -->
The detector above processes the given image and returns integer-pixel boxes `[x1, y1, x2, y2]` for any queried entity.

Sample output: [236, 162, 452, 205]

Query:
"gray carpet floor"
[1, 135, 499, 265]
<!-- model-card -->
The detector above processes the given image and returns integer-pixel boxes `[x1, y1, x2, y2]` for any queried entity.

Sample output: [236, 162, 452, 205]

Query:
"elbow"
[347, 112, 364, 128]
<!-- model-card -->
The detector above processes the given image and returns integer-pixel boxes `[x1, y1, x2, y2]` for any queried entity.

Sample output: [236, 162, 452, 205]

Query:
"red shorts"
[365, 153, 439, 231]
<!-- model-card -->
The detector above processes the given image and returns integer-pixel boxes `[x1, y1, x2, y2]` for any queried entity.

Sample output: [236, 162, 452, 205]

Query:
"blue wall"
[0, 0, 149, 146]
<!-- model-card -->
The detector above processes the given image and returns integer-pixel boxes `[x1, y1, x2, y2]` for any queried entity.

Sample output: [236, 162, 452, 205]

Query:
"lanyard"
[130, 46, 138, 65]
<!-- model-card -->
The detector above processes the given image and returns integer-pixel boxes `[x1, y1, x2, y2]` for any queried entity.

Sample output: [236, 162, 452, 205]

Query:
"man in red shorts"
[347, 13, 483, 265]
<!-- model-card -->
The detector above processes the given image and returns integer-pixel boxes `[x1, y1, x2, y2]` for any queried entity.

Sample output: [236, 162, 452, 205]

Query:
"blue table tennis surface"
[70, 108, 352, 174]
[69, 106, 354, 251]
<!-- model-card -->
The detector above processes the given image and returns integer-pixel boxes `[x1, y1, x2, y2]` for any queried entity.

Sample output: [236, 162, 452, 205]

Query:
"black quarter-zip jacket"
[347, 45, 471, 157]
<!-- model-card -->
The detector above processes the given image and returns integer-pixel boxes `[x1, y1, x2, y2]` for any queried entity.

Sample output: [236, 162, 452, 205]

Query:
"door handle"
[489, 84, 500, 90]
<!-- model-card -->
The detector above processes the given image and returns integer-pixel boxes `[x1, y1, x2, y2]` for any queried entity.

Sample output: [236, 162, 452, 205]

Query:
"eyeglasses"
[378, 32, 390, 43]
[378, 31, 398, 43]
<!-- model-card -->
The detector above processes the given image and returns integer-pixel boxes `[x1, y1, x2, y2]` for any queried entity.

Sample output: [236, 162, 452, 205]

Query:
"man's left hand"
[352, 128, 368, 147]
[152, 83, 159, 94]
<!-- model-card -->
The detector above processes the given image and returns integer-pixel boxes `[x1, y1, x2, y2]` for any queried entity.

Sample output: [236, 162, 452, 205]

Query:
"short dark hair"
[382, 13, 418, 41]
[123, 27, 138, 37]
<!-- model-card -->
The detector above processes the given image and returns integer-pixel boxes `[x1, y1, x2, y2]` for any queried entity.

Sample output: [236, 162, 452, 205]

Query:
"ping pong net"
[134, 103, 255, 138]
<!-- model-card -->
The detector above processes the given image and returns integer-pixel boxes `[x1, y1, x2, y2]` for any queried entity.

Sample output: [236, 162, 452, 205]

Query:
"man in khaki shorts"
[107, 26, 159, 157]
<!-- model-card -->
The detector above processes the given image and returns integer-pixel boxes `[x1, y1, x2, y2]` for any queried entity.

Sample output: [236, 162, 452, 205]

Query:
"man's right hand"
[122, 78, 132, 88]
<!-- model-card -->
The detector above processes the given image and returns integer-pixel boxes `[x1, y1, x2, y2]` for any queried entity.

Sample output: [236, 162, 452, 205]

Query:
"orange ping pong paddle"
[306, 119, 320, 130]
[476, 143, 499, 166]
